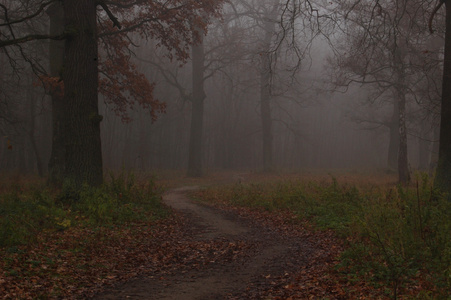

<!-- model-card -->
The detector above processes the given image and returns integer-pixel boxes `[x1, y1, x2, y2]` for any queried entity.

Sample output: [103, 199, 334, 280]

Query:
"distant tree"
[328, 0, 438, 183]
[46, 2, 65, 185]
[187, 25, 206, 177]
[228, 0, 323, 172]
[144, 7, 248, 176]
[0, 1, 49, 176]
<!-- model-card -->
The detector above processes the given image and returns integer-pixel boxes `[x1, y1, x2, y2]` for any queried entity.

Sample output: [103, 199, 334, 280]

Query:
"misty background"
[0, 0, 440, 176]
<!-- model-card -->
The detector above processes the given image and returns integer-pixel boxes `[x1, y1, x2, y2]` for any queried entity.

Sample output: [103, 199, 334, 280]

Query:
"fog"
[97, 74, 406, 172]
[0, 0, 440, 178]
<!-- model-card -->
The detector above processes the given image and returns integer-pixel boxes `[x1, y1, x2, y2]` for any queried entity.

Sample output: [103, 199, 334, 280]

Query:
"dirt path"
[94, 187, 314, 299]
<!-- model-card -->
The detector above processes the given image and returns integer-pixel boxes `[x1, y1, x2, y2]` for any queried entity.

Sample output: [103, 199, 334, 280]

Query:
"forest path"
[94, 186, 315, 299]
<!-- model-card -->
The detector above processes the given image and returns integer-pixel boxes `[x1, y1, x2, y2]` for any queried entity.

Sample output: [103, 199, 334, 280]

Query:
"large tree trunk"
[47, 3, 65, 186]
[387, 99, 400, 170]
[435, 2, 451, 194]
[187, 28, 206, 177]
[62, 0, 103, 187]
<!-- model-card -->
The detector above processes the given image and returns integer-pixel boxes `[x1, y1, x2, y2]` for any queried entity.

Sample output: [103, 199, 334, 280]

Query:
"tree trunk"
[187, 28, 206, 177]
[387, 99, 400, 170]
[260, 55, 273, 172]
[394, 44, 410, 184]
[430, 125, 440, 172]
[435, 2, 451, 194]
[260, 18, 276, 172]
[46, 3, 65, 186]
[62, 0, 103, 187]
[398, 91, 410, 183]
[27, 86, 44, 177]
[418, 127, 431, 171]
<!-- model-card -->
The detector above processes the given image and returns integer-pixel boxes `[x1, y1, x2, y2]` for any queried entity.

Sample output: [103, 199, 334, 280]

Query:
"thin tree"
[187, 24, 206, 177]
[328, 0, 437, 183]
[230, 0, 321, 172]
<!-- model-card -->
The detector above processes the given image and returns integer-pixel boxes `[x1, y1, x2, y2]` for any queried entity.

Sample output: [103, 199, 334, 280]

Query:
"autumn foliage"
[97, 0, 223, 121]
[98, 32, 165, 122]
[38, 0, 224, 122]
[36, 76, 64, 98]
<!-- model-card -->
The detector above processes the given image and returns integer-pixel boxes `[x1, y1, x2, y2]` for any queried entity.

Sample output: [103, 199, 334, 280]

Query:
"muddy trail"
[93, 187, 323, 299]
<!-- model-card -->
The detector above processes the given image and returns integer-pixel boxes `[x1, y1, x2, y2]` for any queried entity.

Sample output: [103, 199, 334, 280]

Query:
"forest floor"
[3, 171, 421, 299]
[92, 185, 366, 299]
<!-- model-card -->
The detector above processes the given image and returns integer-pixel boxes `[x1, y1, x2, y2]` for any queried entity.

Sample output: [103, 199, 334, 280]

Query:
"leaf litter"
[1, 187, 392, 299]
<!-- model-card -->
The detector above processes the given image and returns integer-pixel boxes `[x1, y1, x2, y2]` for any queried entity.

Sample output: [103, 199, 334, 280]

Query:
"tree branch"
[0, 33, 66, 48]
[429, 0, 445, 34]
[0, 0, 58, 27]
[97, 1, 122, 29]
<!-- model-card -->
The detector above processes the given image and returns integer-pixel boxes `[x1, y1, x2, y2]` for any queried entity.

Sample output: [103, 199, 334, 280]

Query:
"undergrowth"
[196, 174, 450, 299]
[0, 172, 167, 247]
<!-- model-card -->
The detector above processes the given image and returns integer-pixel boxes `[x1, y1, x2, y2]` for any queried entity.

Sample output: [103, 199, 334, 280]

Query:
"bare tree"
[328, 0, 439, 183]
[226, 0, 325, 172]
[187, 25, 206, 177]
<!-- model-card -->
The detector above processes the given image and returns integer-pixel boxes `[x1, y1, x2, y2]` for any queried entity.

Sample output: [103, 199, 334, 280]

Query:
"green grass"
[0, 172, 168, 247]
[195, 174, 451, 299]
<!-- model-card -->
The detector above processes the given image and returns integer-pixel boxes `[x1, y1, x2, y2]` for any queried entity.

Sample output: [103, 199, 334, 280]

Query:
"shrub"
[0, 172, 167, 247]
[0, 187, 68, 246]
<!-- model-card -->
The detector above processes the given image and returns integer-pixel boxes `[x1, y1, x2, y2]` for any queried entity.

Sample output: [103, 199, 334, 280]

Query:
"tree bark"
[435, 1, 451, 194]
[187, 28, 206, 177]
[47, 3, 65, 186]
[62, 0, 103, 187]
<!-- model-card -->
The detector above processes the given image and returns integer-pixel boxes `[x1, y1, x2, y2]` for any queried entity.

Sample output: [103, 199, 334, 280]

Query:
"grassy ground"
[0, 172, 168, 247]
[0, 170, 449, 299]
[190, 170, 450, 299]
[0, 172, 170, 298]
